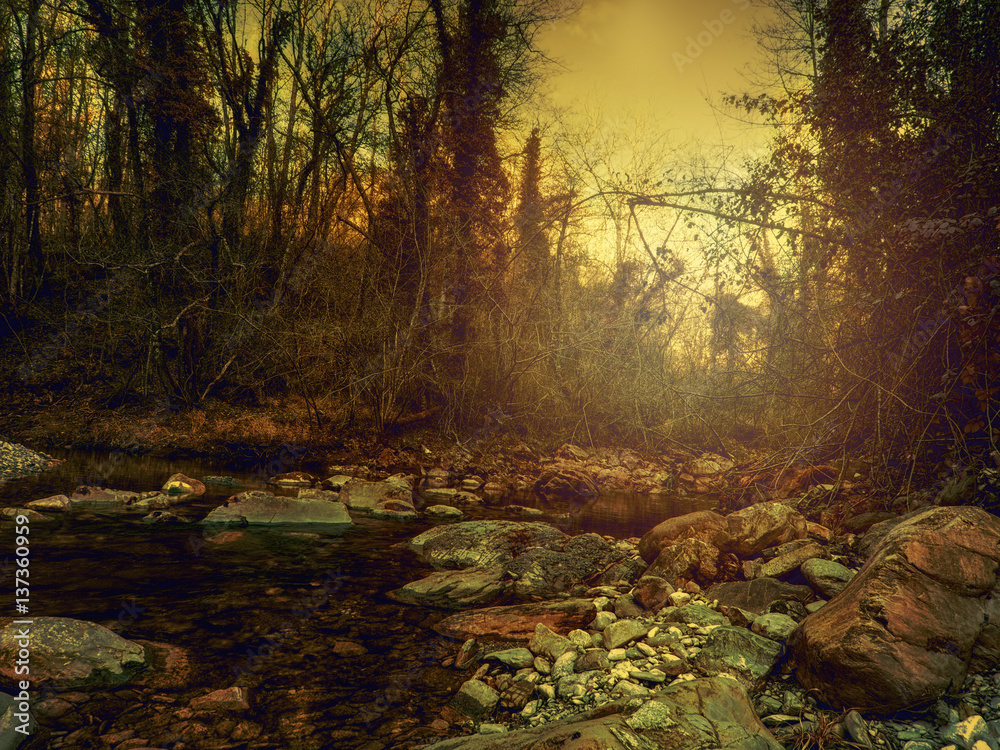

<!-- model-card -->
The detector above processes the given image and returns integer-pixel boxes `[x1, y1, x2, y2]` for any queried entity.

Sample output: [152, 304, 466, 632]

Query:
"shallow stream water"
[0, 447, 711, 749]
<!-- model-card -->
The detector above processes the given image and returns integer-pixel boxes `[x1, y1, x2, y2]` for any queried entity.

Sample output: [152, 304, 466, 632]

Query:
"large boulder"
[508, 533, 625, 599]
[408, 521, 567, 570]
[646, 538, 720, 587]
[787, 506, 1000, 713]
[161, 472, 206, 497]
[639, 510, 730, 564]
[201, 490, 353, 526]
[428, 676, 781, 750]
[725, 502, 808, 557]
[0, 618, 147, 690]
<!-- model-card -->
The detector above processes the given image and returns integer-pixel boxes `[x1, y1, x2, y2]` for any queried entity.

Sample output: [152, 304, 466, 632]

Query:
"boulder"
[450, 679, 500, 720]
[725, 502, 808, 557]
[408, 521, 567, 570]
[633, 576, 675, 612]
[787, 506, 1000, 713]
[645, 538, 720, 586]
[162, 472, 206, 496]
[529, 623, 576, 661]
[748, 541, 826, 580]
[428, 676, 781, 749]
[424, 504, 465, 520]
[388, 567, 507, 609]
[268, 471, 316, 487]
[602, 619, 650, 650]
[0, 618, 147, 690]
[639, 510, 730, 564]
[0, 691, 36, 748]
[508, 534, 625, 599]
[661, 603, 731, 629]
[201, 490, 353, 526]
[434, 599, 597, 642]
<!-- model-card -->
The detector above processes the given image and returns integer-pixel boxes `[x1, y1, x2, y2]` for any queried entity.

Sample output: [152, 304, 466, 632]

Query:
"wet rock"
[409, 521, 567, 570]
[201, 490, 353, 526]
[297, 488, 340, 501]
[483, 648, 535, 670]
[638, 510, 730, 564]
[338, 477, 415, 518]
[788, 506, 1000, 712]
[0, 617, 147, 690]
[269, 471, 316, 487]
[0, 508, 53, 523]
[424, 504, 465, 520]
[725, 502, 808, 557]
[434, 599, 597, 641]
[419, 488, 483, 506]
[162, 472, 206, 496]
[427, 675, 781, 749]
[26, 494, 71, 512]
[509, 548, 601, 599]
[800, 557, 856, 598]
[389, 567, 507, 609]
[613, 593, 645, 618]
[693, 626, 784, 688]
[141, 510, 186, 524]
[707, 578, 815, 615]
[661, 603, 730, 629]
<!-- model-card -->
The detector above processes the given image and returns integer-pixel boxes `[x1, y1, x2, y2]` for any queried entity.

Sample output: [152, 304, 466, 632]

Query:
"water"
[0, 448, 712, 749]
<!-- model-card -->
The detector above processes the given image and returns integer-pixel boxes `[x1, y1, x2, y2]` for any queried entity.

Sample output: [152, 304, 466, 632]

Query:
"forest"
[0, 0, 997, 492]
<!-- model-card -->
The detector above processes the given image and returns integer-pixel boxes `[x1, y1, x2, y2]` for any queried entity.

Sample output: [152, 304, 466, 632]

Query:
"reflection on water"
[0, 448, 711, 748]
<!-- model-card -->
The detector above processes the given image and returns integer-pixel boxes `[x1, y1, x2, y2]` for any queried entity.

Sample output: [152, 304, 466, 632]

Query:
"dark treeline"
[0, 0, 997, 488]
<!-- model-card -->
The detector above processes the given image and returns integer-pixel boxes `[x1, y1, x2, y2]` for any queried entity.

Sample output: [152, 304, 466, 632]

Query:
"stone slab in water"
[434, 599, 598, 641]
[201, 490, 353, 526]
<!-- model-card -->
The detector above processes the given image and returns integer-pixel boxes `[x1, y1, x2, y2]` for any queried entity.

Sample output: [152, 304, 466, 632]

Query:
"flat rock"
[434, 599, 598, 641]
[201, 490, 353, 526]
[408, 521, 567, 570]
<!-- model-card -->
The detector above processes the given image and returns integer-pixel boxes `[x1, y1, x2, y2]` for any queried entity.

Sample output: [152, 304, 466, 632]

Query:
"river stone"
[707, 578, 815, 615]
[692, 626, 784, 688]
[0, 617, 147, 690]
[751, 541, 826, 580]
[646, 538, 720, 586]
[576, 649, 610, 671]
[450, 679, 500, 719]
[661, 603, 731, 629]
[800, 557, 856, 598]
[408, 520, 567, 570]
[509, 548, 600, 599]
[752, 613, 799, 641]
[788, 506, 1000, 713]
[529, 623, 576, 661]
[25, 494, 71, 512]
[725, 502, 808, 557]
[1, 508, 52, 523]
[388, 567, 507, 609]
[638, 510, 731, 563]
[603, 619, 650, 650]
[338, 478, 414, 515]
[483, 648, 535, 670]
[201, 491, 353, 526]
[429, 675, 781, 749]
[435, 599, 598, 641]
[633, 575, 676, 612]
[162, 472, 206, 496]
[190, 686, 249, 711]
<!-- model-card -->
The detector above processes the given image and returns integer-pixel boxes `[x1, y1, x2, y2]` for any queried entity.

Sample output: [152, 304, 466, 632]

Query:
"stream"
[0, 447, 713, 749]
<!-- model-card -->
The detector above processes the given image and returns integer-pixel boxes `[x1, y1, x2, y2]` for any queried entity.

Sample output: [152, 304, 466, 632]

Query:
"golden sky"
[538, 0, 774, 153]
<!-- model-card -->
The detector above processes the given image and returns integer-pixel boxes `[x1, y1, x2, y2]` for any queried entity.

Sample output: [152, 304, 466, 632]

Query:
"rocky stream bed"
[2, 439, 1000, 750]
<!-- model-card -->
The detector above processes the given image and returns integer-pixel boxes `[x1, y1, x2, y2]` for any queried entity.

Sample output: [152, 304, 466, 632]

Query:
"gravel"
[0, 440, 60, 480]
